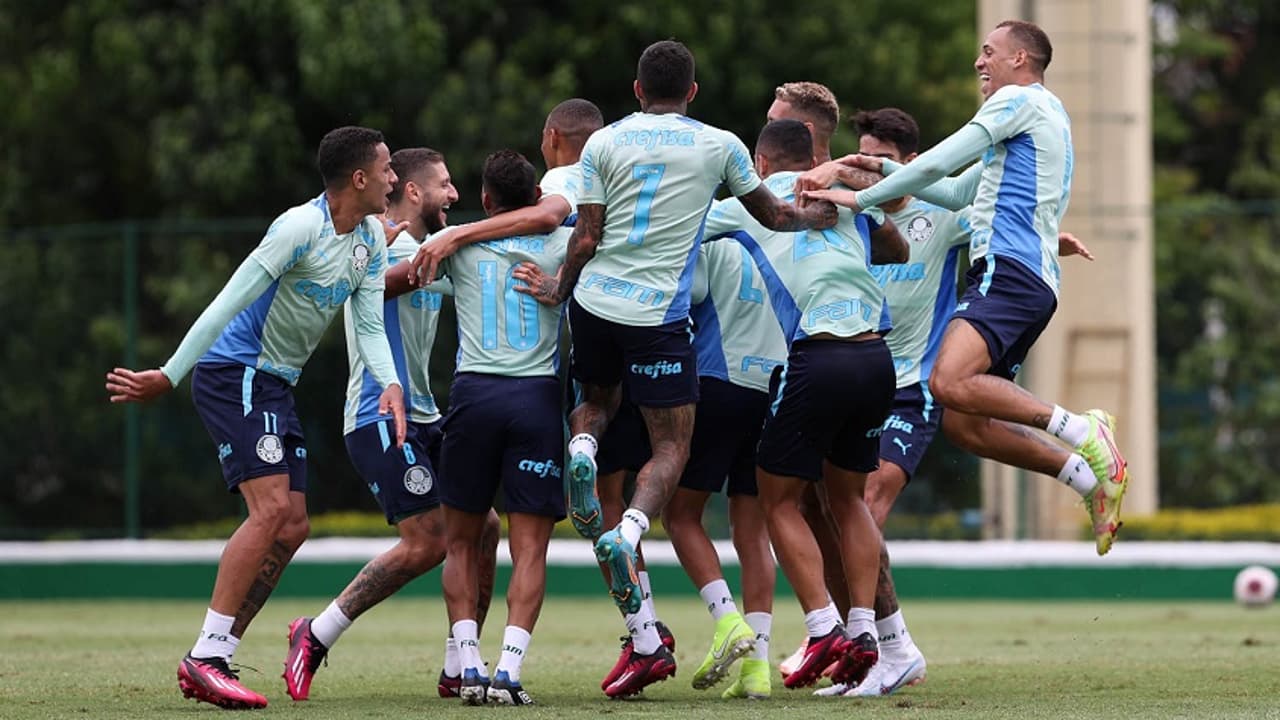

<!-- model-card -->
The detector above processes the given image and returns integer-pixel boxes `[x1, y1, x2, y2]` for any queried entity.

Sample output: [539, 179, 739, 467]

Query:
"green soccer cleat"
[722, 658, 771, 700]
[566, 452, 602, 539]
[693, 612, 757, 690]
[595, 528, 641, 614]
[1078, 409, 1130, 556]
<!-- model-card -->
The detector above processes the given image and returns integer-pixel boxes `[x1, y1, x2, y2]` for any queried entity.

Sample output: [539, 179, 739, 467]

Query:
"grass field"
[2, 597, 1277, 719]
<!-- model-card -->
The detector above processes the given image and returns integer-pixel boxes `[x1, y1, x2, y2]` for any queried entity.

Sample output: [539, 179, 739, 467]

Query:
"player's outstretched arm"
[851, 123, 990, 211]
[410, 195, 573, 285]
[515, 203, 603, 307]
[738, 185, 838, 232]
[349, 283, 407, 447]
[870, 217, 909, 265]
[106, 258, 275, 403]
[1058, 232, 1095, 260]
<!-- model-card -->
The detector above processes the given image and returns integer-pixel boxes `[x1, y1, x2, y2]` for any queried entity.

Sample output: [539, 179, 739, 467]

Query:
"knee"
[404, 540, 447, 572]
[276, 513, 310, 551]
[928, 370, 963, 407]
[246, 494, 292, 534]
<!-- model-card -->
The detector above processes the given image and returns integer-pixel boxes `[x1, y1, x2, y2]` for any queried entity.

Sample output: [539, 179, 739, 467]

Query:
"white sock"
[803, 602, 840, 638]
[190, 608, 238, 661]
[1057, 453, 1099, 496]
[444, 636, 460, 676]
[568, 433, 598, 460]
[309, 601, 352, 649]
[638, 570, 659, 620]
[625, 603, 662, 655]
[619, 508, 649, 548]
[846, 607, 876, 641]
[452, 619, 483, 674]
[699, 579, 738, 621]
[495, 625, 532, 682]
[744, 611, 772, 661]
[876, 610, 910, 657]
[1047, 405, 1090, 447]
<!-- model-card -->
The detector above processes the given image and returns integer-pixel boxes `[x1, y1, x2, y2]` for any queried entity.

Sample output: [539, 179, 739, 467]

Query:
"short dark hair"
[637, 40, 695, 101]
[997, 19, 1053, 73]
[546, 98, 605, 139]
[482, 150, 537, 211]
[316, 126, 385, 188]
[387, 148, 444, 204]
[756, 119, 813, 168]
[851, 108, 920, 157]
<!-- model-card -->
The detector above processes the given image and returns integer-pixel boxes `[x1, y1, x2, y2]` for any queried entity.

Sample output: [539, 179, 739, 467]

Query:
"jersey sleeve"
[702, 198, 747, 239]
[947, 207, 974, 247]
[578, 131, 609, 205]
[721, 132, 763, 197]
[860, 205, 885, 230]
[361, 220, 388, 291]
[969, 84, 1037, 145]
[540, 165, 581, 209]
[248, 207, 316, 279]
[691, 245, 711, 305]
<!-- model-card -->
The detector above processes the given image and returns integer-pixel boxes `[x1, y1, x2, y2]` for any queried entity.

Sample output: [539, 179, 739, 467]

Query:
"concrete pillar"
[977, 0, 1157, 539]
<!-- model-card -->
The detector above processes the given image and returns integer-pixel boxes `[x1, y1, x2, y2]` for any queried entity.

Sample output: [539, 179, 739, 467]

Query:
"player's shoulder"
[760, 171, 799, 201]
[387, 230, 421, 263]
[266, 195, 328, 240]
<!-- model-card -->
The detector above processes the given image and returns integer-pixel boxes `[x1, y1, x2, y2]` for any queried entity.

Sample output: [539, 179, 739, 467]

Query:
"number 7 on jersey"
[625, 164, 666, 246]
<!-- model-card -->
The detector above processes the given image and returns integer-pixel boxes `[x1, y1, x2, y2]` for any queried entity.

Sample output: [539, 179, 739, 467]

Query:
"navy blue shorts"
[872, 382, 942, 481]
[598, 400, 651, 476]
[680, 378, 768, 496]
[191, 363, 307, 493]
[757, 339, 896, 480]
[439, 373, 567, 519]
[568, 298, 699, 408]
[345, 420, 443, 524]
[952, 255, 1057, 380]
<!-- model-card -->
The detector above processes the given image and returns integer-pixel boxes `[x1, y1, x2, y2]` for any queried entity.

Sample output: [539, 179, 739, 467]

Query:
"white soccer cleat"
[844, 647, 927, 697]
[813, 681, 850, 697]
[778, 639, 807, 680]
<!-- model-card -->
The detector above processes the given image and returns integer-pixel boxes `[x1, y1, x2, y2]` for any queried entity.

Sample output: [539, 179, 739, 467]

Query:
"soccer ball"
[1233, 565, 1278, 608]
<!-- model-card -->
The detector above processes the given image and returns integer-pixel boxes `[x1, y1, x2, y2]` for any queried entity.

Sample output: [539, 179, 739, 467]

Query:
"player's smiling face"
[418, 161, 458, 234]
[975, 27, 1018, 99]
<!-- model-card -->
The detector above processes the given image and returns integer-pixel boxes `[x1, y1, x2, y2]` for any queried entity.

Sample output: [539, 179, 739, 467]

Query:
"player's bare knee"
[276, 514, 310, 551]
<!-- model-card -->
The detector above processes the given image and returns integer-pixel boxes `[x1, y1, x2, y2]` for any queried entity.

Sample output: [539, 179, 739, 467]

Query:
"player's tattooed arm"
[514, 203, 603, 306]
[870, 217, 910, 265]
[738, 184, 838, 232]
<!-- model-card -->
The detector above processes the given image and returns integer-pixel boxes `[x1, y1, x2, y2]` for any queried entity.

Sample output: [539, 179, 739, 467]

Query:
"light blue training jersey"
[879, 199, 971, 389]
[690, 239, 788, 393]
[201, 193, 387, 385]
[441, 226, 572, 377]
[967, 83, 1073, 295]
[703, 171, 888, 345]
[343, 231, 452, 434]
[573, 112, 762, 327]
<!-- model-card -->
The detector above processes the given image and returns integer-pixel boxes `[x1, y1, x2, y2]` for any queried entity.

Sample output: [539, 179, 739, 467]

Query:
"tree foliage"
[0, 0, 983, 535]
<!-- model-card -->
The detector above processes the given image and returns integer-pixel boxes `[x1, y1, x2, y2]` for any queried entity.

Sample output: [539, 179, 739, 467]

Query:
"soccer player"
[105, 126, 406, 710]
[661, 237, 788, 698]
[703, 118, 908, 692]
[515, 40, 835, 698]
[282, 148, 500, 702]
[434, 150, 573, 706]
[803, 21, 1130, 557]
[767, 81, 841, 163]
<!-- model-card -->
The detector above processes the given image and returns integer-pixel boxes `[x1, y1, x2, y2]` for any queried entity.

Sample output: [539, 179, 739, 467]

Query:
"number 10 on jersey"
[626, 164, 666, 246]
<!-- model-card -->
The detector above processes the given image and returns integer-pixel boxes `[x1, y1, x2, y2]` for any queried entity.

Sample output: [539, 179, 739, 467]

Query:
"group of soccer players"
[106, 20, 1130, 710]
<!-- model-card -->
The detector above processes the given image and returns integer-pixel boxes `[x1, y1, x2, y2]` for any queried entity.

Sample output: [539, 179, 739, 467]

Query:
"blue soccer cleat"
[566, 451, 603, 539]
[595, 528, 641, 614]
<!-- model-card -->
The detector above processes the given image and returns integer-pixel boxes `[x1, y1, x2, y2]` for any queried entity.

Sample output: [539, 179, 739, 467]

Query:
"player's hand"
[512, 262, 562, 306]
[802, 188, 862, 214]
[381, 217, 411, 246]
[794, 161, 844, 198]
[1058, 232, 1095, 261]
[841, 153, 885, 174]
[377, 383, 407, 447]
[105, 368, 173, 403]
[410, 229, 458, 285]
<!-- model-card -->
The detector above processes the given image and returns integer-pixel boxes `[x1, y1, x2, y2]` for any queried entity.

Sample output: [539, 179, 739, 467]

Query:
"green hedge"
[1104, 504, 1280, 542]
